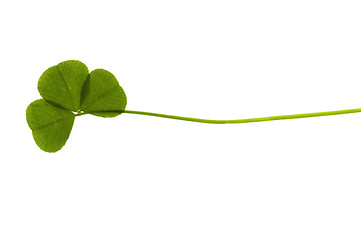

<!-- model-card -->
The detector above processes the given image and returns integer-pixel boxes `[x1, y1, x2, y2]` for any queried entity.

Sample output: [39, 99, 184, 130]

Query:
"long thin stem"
[122, 108, 361, 124]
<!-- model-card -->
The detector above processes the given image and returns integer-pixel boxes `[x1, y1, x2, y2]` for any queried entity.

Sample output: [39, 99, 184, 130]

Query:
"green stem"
[122, 108, 361, 124]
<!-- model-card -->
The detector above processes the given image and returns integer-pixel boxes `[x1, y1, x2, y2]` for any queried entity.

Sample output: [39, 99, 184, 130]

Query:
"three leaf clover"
[26, 60, 127, 152]
[27, 60, 361, 153]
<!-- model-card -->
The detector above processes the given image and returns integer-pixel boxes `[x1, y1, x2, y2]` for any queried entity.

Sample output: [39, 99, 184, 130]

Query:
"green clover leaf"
[38, 60, 89, 112]
[27, 60, 361, 153]
[26, 99, 75, 152]
[26, 60, 127, 152]
[81, 69, 127, 117]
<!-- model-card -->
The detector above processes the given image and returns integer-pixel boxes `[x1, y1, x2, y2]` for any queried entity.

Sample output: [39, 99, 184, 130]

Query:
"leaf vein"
[56, 65, 74, 108]
[82, 85, 119, 108]
[32, 116, 74, 131]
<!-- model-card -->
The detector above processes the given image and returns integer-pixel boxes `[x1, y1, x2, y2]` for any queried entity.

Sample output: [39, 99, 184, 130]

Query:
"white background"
[1, 0, 361, 239]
